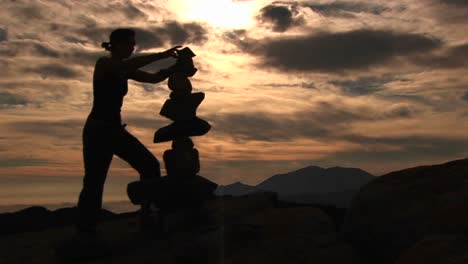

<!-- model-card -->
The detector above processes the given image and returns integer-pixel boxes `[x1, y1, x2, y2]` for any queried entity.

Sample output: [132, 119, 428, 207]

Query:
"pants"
[77, 117, 161, 230]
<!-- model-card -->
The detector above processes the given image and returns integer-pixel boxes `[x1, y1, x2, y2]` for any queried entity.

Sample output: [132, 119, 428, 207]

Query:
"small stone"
[168, 72, 192, 94]
[153, 117, 211, 143]
[160, 92, 205, 121]
[164, 138, 200, 177]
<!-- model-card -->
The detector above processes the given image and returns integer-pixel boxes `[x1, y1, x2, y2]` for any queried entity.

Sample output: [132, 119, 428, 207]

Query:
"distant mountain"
[215, 182, 255, 196]
[215, 165, 375, 207]
[256, 166, 375, 195]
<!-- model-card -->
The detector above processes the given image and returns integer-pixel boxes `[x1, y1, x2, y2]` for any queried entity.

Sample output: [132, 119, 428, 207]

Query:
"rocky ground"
[0, 192, 357, 264]
[1, 157, 468, 264]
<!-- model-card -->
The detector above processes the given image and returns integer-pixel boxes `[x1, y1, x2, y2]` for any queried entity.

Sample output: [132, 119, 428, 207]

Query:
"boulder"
[395, 234, 468, 264]
[127, 175, 218, 210]
[342, 158, 468, 263]
[170, 203, 360, 264]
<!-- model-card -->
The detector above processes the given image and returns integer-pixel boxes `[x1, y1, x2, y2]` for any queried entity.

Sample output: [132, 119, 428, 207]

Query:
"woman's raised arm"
[99, 46, 182, 75]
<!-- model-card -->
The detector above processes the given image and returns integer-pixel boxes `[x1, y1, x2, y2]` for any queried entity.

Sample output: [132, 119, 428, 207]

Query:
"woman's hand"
[162, 46, 183, 58]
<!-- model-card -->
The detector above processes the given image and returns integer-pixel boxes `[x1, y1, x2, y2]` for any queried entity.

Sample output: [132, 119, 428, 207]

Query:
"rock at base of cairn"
[127, 175, 218, 211]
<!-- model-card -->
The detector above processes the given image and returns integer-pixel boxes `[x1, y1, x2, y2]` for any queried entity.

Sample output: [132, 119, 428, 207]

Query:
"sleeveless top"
[89, 57, 131, 126]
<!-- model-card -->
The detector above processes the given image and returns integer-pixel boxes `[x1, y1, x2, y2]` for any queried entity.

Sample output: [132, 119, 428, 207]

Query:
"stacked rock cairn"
[127, 47, 217, 215]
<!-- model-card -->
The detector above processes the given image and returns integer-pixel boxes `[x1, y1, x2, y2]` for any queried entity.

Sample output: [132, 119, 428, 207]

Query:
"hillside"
[216, 165, 375, 207]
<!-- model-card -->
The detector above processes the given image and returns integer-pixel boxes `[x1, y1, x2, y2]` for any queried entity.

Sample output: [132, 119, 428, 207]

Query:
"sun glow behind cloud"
[168, 0, 259, 29]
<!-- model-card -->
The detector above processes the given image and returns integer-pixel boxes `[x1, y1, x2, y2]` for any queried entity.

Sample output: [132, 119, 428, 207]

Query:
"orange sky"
[1, 0, 468, 206]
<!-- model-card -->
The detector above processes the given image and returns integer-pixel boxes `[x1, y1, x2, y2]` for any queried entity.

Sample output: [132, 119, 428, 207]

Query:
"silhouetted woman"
[77, 28, 180, 234]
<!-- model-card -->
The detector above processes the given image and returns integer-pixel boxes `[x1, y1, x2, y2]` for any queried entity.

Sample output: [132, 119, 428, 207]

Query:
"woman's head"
[101, 28, 136, 58]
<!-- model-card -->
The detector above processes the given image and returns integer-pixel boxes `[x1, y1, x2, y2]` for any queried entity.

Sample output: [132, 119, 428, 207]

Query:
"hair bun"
[101, 42, 111, 51]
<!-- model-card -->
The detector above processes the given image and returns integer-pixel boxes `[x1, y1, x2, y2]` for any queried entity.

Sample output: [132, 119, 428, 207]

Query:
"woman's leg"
[77, 122, 113, 233]
[114, 127, 161, 216]
[114, 128, 161, 180]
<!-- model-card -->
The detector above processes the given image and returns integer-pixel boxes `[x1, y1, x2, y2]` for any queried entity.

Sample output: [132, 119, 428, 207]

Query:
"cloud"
[26, 63, 81, 79]
[257, 4, 305, 32]
[429, 0, 468, 23]
[229, 29, 442, 73]
[0, 92, 29, 108]
[0, 28, 7, 42]
[330, 76, 397, 96]
[6, 119, 84, 139]
[118, 2, 148, 20]
[304, 1, 389, 18]
[0, 158, 51, 168]
[335, 134, 468, 162]
[0, 40, 61, 59]
[208, 101, 417, 142]
[10, 4, 45, 20]
[413, 43, 468, 69]
[438, 0, 468, 6]
[462, 91, 468, 101]
[80, 21, 209, 51]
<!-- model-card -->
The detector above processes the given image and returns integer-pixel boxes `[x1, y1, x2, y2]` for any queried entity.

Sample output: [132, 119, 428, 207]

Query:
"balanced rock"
[160, 92, 204, 121]
[174, 47, 197, 77]
[164, 137, 200, 177]
[342, 158, 468, 264]
[153, 117, 211, 143]
[167, 72, 192, 97]
[127, 175, 217, 211]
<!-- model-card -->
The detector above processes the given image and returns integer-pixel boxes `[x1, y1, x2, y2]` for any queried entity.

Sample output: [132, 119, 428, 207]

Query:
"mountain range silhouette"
[216, 165, 375, 207]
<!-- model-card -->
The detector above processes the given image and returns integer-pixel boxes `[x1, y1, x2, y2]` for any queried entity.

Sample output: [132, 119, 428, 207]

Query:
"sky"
[1, 0, 468, 207]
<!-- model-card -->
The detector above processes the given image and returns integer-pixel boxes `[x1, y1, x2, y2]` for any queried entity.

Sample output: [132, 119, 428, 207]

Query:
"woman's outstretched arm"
[99, 46, 182, 75]
[129, 68, 175, 84]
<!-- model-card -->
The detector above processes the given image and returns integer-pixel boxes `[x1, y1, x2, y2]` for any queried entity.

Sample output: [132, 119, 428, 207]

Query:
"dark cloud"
[307, 137, 468, 176]
[304, 1, 388, 18]
[27, 63, 81, 79]
[0, 158, 50, 168]
[208, 101, 417, 142]
[0, 40, 61, 59]
[13, 5, 45, 20]
[257, 4, 305, 32]
[208, 109, 466, 172]
[85, 1, 149, 21]
[7, 119, 84, 139]
[125, 117, 167, 130]
[0, 28, 7, 42]
[462, 91, 468, 101]
[32, 42, 60, 58]
[335, 134, 468, 163]
[140, 21, 208, 49]
[65, 49, 104, 67]
[330, 76, 397, 96]
[63, 36, 88, 45]
[0, 92, 29, 107]
[439, 0, 468, 6]
[429, 0, 468, 23]
[79, 21, 208, 51]
[230, 29, 442, 73]
[413, 43, 468, 69]
[120, 3, 148, 20]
